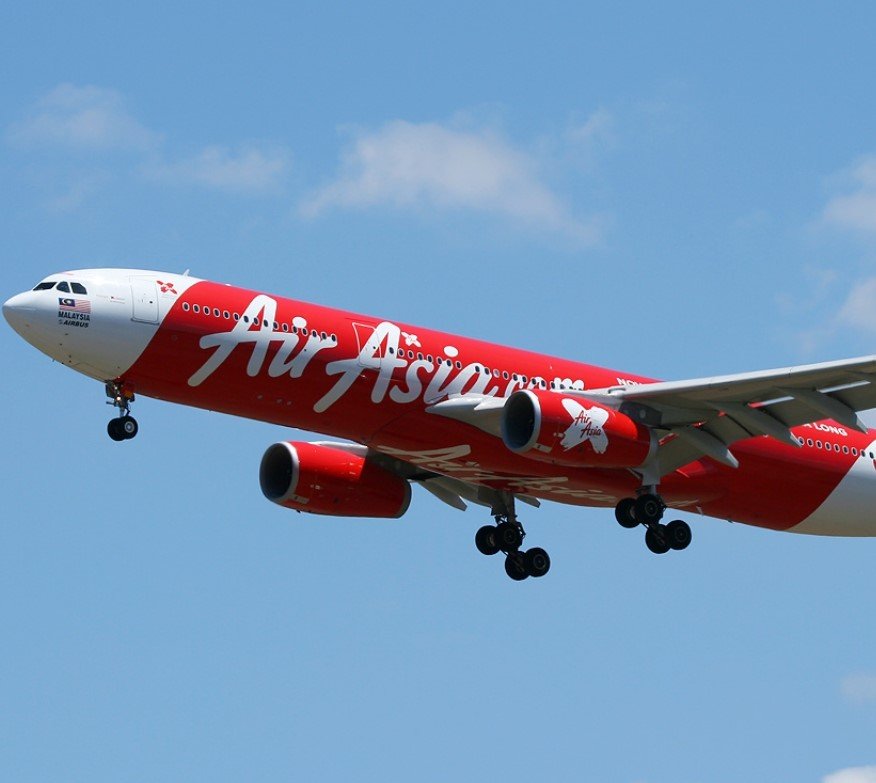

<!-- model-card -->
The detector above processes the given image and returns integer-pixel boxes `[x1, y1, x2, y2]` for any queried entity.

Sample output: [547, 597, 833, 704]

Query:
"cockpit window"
[57, 281, 70, 293]
[32, 281, 57, 291]
[71, 282, 87, 294]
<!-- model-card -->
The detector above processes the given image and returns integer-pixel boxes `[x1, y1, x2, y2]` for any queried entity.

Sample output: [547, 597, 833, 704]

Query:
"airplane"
[5, 268, 876, 581]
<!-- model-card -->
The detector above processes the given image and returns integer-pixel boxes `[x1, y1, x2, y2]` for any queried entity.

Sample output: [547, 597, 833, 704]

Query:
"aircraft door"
[130, 277, 159, 324]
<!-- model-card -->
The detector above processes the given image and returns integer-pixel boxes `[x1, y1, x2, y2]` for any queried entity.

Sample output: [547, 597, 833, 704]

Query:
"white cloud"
[566, 107, 614, 147]
[837, 278, 876, 333]
[46, 172, 112, 213]
[824, 156, 876, 233]
[8, 83, 160, 151]
[841, 672, 876, 704]
[144, 145, 289, 194]
[7, 84, 291, 203]
[823, 765, 876, 783]
[301, 120, 601, 242]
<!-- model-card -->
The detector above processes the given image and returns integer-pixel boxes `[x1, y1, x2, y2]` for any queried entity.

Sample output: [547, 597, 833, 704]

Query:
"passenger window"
[71, 282, 87, 294]
[57, 281, 70, 292]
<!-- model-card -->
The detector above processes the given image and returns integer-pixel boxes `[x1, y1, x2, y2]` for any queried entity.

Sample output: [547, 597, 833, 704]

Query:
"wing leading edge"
[424, 355, 876, 482]
[579, 354, 876, 477]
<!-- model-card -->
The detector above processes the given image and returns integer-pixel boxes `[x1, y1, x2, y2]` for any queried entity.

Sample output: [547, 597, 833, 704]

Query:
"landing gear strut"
[475, 496, 551, 581]
[614, 490, 692, 555]
[105, 381, 138, 441]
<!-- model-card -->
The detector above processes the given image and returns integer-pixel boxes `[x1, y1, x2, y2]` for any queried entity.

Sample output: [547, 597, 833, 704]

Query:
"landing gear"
[614, 491, 693, 555]
[474, 496, 551, 580]
[664, 519, 692, 550]
[475, 525, 500, 556]
[645, 524, 670, 554]
[105, 380, 138, 441]
[614, 498, 638, 528]
[107, 416, 138, 441]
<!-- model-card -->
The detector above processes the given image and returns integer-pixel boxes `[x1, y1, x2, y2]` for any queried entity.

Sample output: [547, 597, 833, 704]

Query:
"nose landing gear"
[105, 381, 139, 441]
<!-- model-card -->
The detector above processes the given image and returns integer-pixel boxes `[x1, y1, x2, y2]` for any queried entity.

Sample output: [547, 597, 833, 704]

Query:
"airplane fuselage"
[5, 268, 876, 544]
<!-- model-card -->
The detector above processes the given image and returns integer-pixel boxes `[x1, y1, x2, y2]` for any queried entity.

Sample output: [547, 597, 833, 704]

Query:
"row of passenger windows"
[33, 280, 88, 294]
[387, 345, 541, 383]
[795, 436, 874, 459]
[182, 302, 338, 342]
[182, 300, 558, 386]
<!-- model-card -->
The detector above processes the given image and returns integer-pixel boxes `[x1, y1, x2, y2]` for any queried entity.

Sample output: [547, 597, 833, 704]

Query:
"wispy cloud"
[840, 672, 876, 704]
[566, 107, 614, 147]
[301, 119, 602, 243]
[824, 156, 876, 233]
[7, 84, 291, 203]
[144, 145, 289, 194]
[823, 765, 876, 783]
[8, 83, 160, 151]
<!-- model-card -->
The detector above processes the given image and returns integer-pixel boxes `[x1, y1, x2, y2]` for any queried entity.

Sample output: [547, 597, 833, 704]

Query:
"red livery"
[6, 268, 876, 580]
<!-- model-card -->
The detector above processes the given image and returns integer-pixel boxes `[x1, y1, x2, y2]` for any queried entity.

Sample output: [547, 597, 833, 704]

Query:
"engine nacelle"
[501, 389, 654, 468]
[259, 441, 411, 518]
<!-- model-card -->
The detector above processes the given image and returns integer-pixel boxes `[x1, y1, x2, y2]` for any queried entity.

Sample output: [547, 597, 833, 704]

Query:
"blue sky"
[3, 3, 876, 782]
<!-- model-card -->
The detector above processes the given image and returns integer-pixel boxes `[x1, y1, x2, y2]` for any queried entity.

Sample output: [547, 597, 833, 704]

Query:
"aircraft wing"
[580, 354, 876, 475]
[425, 355, 876, 480]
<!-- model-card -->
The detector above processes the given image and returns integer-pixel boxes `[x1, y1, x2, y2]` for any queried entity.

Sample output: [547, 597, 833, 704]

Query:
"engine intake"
[259, 441, 411, 518]
[501, 389, 653, 468]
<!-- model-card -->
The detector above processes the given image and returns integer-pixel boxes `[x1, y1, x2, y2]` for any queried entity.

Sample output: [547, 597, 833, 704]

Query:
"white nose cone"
[3, 292, 35, 336]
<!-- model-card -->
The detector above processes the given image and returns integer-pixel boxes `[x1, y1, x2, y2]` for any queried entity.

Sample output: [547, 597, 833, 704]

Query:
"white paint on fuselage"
[4, 268, 200, 380]
[790, 438, 876, 535]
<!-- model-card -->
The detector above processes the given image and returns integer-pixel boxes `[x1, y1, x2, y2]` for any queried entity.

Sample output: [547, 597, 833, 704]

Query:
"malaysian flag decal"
[58, 297, 91, 314]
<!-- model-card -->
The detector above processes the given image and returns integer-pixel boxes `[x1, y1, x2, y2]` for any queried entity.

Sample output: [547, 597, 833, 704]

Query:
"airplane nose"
[3, 292, 35, 334]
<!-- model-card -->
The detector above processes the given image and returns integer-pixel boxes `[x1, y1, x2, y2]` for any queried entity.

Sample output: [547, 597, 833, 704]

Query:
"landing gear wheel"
[495, 521, 523, 552]
[120, 416, 139, 440]
[635, 493, 664, 526]
[504, 553, 529, 581]
[107, 419, 125, 441]
[475, 525, 500, 556]
[645, 524, 671, 555]
[523, 547, 551, 578]
[615, 498, 639, 528]
[665, 520, 692, 551]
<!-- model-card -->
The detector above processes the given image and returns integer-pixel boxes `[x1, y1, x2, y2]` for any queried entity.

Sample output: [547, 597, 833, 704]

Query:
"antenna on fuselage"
[182, 268, 190, 276]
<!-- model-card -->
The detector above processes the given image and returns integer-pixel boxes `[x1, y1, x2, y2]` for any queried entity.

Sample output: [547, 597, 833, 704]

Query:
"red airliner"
[6, 269, 876, 580]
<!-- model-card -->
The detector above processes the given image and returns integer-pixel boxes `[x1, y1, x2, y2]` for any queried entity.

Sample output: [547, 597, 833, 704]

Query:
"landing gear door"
[130, 277, 159, 324]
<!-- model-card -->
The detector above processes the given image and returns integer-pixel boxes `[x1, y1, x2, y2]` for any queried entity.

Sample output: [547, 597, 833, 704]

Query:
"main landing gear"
[475, 504, 551, 581]
[105, 381, 139, 442]
[614, 492, 692, 555]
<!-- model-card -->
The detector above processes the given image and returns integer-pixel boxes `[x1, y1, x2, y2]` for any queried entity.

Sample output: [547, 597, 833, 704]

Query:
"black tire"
[665, 520, 692, 551]
[121, 416, 139, 440]
[495, 521, 523, 552]
[107, 419, 125, 441]
[475, 525, 500, 556]
[504, 554, 529, 581]
[523, 547, 551, 578]
[615, 498, 638, 528]
[634, 493, 664, 526]
[645, 524, 670, 555]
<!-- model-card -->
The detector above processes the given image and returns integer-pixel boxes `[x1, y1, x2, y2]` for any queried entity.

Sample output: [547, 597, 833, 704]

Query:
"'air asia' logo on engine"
[560, 399, 609, 453]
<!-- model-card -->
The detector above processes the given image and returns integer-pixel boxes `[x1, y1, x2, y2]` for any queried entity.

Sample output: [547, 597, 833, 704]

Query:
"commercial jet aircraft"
[5, 269, 876, 580]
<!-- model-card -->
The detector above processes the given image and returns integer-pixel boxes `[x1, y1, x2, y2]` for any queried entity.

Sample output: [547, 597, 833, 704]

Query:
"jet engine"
[500, 389, 654, 468]
[259, 441, 411, 518]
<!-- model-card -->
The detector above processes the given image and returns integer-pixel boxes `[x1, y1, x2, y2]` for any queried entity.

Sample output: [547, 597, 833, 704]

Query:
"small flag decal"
[58, 297, 91, 314]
